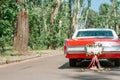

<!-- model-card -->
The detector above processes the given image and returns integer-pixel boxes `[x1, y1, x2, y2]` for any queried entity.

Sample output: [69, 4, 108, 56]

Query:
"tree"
[84, 0, 91, 28]
[14, 0, 29, 53]
[0, 0, 18, 52]
[3, 0, 120, 51]
[82, 8, 98, 28]
[99, 3, 111, 28]
[111, 0, 120, 34]
[67, 0, 74, 38]
[72, 0, 81, 31]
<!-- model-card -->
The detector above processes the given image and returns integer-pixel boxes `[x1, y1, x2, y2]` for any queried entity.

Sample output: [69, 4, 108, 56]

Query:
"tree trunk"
[112, 0, 119, 34]
[85, 0, 91, 28]
[72, 0, 81, 31]
[84, 7, 89, 28]
[14, 10, 29, 53]
[72, 0, 77, 31]
[50, 0, 60, 24]
[49, 0, 60, 49]
[68, 0, 72, 38]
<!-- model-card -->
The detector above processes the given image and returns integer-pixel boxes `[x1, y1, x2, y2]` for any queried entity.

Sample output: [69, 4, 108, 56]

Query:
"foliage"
[0, 0, 18, 53]
[27, 0, 70, 49]
[0, 0, 120, 51]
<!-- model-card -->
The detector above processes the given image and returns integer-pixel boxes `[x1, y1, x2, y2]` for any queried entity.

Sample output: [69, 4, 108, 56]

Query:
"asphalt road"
[0, 53, 120, 80]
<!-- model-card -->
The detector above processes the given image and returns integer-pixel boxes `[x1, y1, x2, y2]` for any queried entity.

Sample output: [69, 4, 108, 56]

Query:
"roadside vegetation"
[0, 0, 120, 56]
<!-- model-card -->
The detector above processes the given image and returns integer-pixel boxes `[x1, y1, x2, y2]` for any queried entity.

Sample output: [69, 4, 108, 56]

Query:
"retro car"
[64, 29, 120, 67]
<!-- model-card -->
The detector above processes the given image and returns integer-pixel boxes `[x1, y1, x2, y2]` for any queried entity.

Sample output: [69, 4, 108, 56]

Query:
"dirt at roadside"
[0, 49, 64, 65]
[39, 49, 64, 58]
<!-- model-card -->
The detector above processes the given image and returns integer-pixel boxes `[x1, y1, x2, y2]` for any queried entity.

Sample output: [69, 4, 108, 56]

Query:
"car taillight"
[64, 40, 67, 54]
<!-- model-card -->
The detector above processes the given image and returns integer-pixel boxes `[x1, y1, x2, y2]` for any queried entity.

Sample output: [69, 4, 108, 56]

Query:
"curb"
[0, 50, 63, 65]
[0, 54, 41, 65]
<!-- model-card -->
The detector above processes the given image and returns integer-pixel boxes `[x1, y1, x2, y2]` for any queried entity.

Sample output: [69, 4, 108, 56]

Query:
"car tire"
[69, 59, 77, 67]
[114, 58, 120, 67]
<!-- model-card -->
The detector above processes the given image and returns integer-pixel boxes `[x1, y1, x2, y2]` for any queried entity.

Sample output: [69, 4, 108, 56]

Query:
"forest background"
[0, 0, 120, 54]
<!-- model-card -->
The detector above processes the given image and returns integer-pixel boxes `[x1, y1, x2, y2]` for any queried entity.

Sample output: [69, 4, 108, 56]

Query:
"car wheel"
[114, 58, 120, 67]
[69, 59, 77, 67]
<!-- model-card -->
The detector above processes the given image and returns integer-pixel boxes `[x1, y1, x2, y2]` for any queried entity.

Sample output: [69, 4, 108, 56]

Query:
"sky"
[90, 0, 111, 12]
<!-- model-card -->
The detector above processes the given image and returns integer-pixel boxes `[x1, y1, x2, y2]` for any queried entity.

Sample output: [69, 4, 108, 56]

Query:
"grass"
[0, 48, 42, 64]
[0, 46, 62, 64]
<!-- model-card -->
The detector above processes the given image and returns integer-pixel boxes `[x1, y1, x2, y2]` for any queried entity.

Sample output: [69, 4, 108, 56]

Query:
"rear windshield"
[76, 30, 114, 38]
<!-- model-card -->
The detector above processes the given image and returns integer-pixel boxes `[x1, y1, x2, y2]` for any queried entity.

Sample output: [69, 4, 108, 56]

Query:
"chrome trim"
[67, 51, 85, 53]
[66, 46, 85, 53]
[66, 45, 120, 54]
[102, 51, 120, 53]
[103, 46, 120, 52]
[95, 42, 120, 47]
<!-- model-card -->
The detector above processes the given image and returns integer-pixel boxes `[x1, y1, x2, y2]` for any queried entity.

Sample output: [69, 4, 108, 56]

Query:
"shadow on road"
[58, 59, 120, 80]
[59, 60, 120, 71]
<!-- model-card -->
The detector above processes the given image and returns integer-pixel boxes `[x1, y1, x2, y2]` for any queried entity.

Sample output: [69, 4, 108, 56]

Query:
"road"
[0, 53, 120, 80]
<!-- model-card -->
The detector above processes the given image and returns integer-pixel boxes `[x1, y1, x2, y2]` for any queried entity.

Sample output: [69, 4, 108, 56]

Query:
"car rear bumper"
[66, 52, 120, 59]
